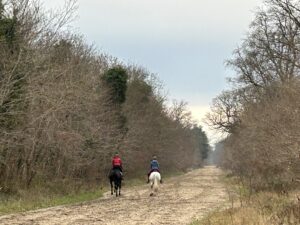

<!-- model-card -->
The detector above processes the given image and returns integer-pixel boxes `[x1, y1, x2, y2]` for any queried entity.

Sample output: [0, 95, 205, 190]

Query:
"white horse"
[149, 171, 161, 196]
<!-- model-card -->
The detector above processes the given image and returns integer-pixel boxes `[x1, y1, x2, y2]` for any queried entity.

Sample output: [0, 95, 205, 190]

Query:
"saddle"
[150, 169, 160, 174]
[110, 168, 123, 179]
[149, 168, 160, 176]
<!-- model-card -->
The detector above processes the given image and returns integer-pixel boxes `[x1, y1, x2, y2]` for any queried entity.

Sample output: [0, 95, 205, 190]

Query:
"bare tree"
[207, 0, 300, 192]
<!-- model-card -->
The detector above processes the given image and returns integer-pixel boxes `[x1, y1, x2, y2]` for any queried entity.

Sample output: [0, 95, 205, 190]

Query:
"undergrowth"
[0, 180, 104, 215]
[191, 174, 300, 225]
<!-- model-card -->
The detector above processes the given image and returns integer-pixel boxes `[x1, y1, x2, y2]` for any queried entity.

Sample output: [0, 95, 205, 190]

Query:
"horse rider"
[147, 155, 162, 183]
[111, 152, 123, 179]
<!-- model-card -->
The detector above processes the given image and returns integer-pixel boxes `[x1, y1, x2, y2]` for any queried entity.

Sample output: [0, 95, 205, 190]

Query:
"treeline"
[207, 0, 300, 192]
[0, 0, 210, 192]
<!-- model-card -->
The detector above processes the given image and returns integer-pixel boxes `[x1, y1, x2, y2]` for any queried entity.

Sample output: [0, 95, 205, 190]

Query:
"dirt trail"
[0, 166, 228, 225]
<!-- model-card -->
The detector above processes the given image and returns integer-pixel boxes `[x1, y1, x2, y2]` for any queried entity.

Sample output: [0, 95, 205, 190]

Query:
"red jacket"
[112, 156, 122, 167]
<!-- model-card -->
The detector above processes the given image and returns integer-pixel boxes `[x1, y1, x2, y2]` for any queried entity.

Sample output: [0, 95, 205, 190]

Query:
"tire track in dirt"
[0, 166, 227, 225]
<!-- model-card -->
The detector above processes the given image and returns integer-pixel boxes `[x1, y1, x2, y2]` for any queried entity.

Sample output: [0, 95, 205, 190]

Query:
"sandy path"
[0, 166, 227, 225]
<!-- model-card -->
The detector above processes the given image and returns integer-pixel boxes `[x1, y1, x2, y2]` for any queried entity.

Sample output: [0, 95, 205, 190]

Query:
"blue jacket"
[150, 160, 159, 170]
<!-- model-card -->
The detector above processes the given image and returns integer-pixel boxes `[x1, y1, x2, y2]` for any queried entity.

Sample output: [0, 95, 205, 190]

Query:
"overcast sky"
[43, 0, 262, 143]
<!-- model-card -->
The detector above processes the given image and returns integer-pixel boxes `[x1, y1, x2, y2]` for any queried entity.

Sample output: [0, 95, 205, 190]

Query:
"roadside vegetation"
[0, 185, 104, 215]
[0, 0, 211, 214]
[0, 169, 184, 215]
[191, 174, 300, 225]
[202, 0, 300, 224]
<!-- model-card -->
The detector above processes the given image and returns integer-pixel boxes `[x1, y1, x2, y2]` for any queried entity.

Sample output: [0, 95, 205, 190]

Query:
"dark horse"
[109, 168, 122, 197]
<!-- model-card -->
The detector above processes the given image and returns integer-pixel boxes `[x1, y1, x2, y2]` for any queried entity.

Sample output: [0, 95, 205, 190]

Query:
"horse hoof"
[150, 193, 154, 197]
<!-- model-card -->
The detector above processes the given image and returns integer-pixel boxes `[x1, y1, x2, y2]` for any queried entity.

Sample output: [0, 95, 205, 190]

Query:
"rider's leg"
[147, 171, 151, 183]
[119, 167, 123, 179]
[115, 166, 123, 179]
[109, 168, 113, 178]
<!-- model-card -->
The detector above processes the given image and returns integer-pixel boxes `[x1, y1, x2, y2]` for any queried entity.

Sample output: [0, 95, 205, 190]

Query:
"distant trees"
[207, 0, 300, 191]
[0, 0, 210, 193]
[192, 126, 211, 160]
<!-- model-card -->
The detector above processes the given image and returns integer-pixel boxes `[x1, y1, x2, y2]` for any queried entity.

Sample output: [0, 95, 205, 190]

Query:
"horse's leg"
[119, 180, 121, 196]
[153, 177, 158, 193]
[149, 179, 154, 197]
[110, 179, 113, 195]
[115, 181, 118, 197]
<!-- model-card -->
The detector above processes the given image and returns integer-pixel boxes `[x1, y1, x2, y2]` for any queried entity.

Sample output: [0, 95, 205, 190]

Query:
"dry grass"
[191, 207, 267, 225]
[0, 184, 104, 215]
[191, 180, 300, 225]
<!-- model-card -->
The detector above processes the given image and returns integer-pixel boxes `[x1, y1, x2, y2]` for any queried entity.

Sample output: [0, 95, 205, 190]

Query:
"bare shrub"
[207, 0, 300, 193]
[0, 0, 208, 192]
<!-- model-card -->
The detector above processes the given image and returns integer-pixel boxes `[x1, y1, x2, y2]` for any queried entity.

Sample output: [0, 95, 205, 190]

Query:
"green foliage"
[102, 66, 128, 104]
[0, 2, 18, 51]
[0, 71, 26, 130]
[0, 18, 16, 46]
[0, 6, 24, 130]
[0, 1, 3, 19]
